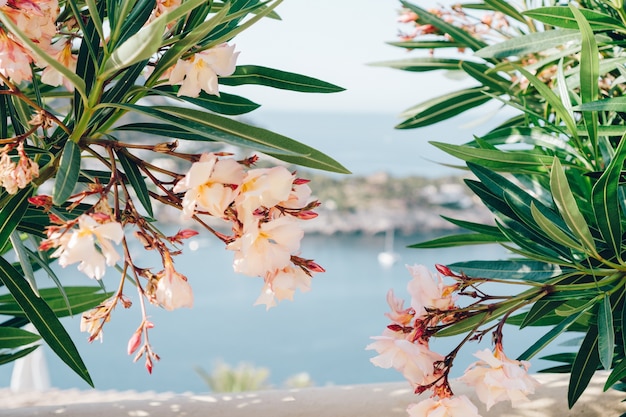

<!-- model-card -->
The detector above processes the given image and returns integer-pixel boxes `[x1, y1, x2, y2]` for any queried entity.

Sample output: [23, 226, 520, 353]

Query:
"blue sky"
[234, 0, 472, 113]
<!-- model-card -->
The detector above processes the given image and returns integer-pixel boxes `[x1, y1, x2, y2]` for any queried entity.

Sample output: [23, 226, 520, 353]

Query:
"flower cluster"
[368, 264, 539, 417]
[173, 152, 323, 309]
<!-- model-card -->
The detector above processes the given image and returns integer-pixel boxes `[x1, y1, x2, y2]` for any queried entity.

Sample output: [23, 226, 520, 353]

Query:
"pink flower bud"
[172, 229, 199, 241]
[28, 195, 52, 208]
[293, 178, 310, 185]
[296, 210, 318, 220]
[127, 331, 142, 356]
[306, 260, 325, 273]
[91, 212, 111, 222]
[145, 356, 153, 374]
[435, 264, 455, 277]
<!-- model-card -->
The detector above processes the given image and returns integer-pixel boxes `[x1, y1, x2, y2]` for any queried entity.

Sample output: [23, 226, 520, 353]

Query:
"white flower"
[459, 347, 540, 410]
[155, 267, 194, 311]
[366, 329, 444, 387]
[173, 153, 244, 218]
[235, 166, 295, 225]
[168, 43, 239, 97]
[50, 215, 124, 280]
[254, 265, 312, 310]
[407, 395, 482, 417]
[228, 216, 303, 277]
[406, 264, 456, 318]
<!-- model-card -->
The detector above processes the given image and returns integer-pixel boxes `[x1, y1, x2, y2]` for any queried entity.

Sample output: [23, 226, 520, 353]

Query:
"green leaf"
[568, 325, 600, 407]
[0, 187, 32, 249]
[0, 326, 41, 349]
[598, 293, 615, 370]
[408, 233, 503, 248]
[219, 65, 345, 93]
[0, 345, 38, 366]
[385, 40, 466, 50]
[397, 88, 491, 129]
[577, 96, 626, 111]
[591, 132, 626, 261]
[550, 158, 597, 255]
[523, 7, 626, 32]
[109, 104, 350, 173]
[460, 61, 509, 92]
[0, 286, 110, 318]
[530, 202, 585, 252]
[0, 257, 92, 386]
[520, 300, 565, 328]
[431, 141, 554, 173]
[484, 0, 527, 23]
[571, 5, 599, 159]
[475, 29, 580, 59]
[151, 86, 260, 115]
[10, 231, 37, 297]
[439, 216, 505, 237]
[447, 259, 565, 282]
[605, 357, 626, 390]
[368, 57, 463, 72]
[53, 141, 81, 206]
[399, 1, 487, 52]
[116, 150, 154, 217]
[518, 302, 593, 361]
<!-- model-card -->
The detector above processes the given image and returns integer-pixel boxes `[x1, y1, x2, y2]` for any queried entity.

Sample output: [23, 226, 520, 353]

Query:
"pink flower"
[384, 289, 414, 327]
[407, 395, 482, 417]
[2, 0, 58, 45]
[254, 265, 312, 310]
[228, 216, 303, 277]
[48, 215, 124, 280]
[459, 347, 540, 410]
[406, 264, 456, 318]
[0, 28, 34, 84]
[168, 43, 239, 97]
[155, 266, 194, 311]
[40, 38, 77, 90]
[173, 153, 244, 218]
[0, 144, 38, 194]
[235, 166, 295, 225]
[367, 329, 444, 387]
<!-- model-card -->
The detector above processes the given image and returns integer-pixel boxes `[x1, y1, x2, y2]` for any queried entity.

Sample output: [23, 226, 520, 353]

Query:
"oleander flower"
[48, 215, 124, 280]
[406, 264, 456, 319]
[459, 347, 540, 410]
[0, 28, 34, 84]
[228, 216, 303, 277]
[254, 265, 312, 309]
[367, 329, 444, 387]
[154, 265, 194, 311]
[384, 289, 414, 327]
[168, 43, 239, 97]
[1, 0, 58, 45]
[235, 166, 295, 225]
[0, 145, 39, 194]
[407, 395, 482, 417]
[40, 38, 77, 90]
[173, 153, 244, 218]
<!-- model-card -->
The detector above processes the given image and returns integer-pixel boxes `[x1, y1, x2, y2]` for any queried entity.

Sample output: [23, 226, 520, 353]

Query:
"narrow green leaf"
[408, 233, 503, 248]
[116, 150, 153, 217]
[521, 300, 565, 328]
[397, 88, 491, 129]
[550, 158, 597, 254]
[460, 61, 509, 92]
[437, 299, 527, 337]
[0, 257, 92, 386]
[109, 104, 350, 173]
[447, 259, 565, 283]
[219, 65, 345, 93]
[151, 86, 260, 115]
[368, 57, 463, 72]
[598, 293, 615, 370]
[10, 231, 38, 297]
[0, 187, 32, 249]
[571, 5, 599, 158]
[591, 132, 626, 261]
[516, 66, 579, 140]
[0, 345, 38, 366]
[439, 216, 504, 237]
[53, 141, 81, 206]
[385, 40, 465, 49]
[605, 357, 626, 390]
[530, 203, 585, 252]
[475, 29, 580, 59]
[484, 0, 526, 23]
[0, 327, 41, 348]
[518, 303, 593, 361]
[577, 96, 626, 111]
[568, 326, 600, 407]
[523, 7, 626, 32]
[399, 1, 487, 52]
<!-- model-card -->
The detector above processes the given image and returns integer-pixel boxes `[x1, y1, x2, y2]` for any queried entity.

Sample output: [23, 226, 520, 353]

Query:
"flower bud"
[296, 210, 318, 220]
[435, 264, 454, 277]
[127, 331, 142, 356]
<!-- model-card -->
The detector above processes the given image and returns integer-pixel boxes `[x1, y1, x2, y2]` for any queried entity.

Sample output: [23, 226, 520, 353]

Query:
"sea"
[0, 111, 570, 393]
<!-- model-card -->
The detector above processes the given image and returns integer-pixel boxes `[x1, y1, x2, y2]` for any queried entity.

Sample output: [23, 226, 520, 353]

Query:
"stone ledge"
[0, 373, 624, 416]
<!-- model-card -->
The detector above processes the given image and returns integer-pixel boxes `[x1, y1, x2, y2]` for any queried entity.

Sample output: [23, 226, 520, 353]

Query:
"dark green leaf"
[0, 345, 38, 366]
[521, 300, 565, 328]
[439, 216, 504, 236]
[460, 61, 509, 92]
[523, 7, 625, 32]
[437, 299, 528, 337]
[53, 140, 81, 206]
[577, 97, 626, 111]
[605, 357, 626, 390]
[409, 233, 503, 248]
[385, 40, 465, 49]
[151, 86, 260, 115]
[397, 88, 491, 129]
[598, 293, 615, 370]
[484, 0, 527, 23]
[569, 326, 600, 407]
[116, 150, 153, 217]
[0, 257, 92, 386]
[368, 57, 463, 72]
[475, 29, 580, 59]
[0, 187, 32, 249]
[0, 326, 40, 349]
[219, 65, 345, 93]
[448, 260, 566, 283]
